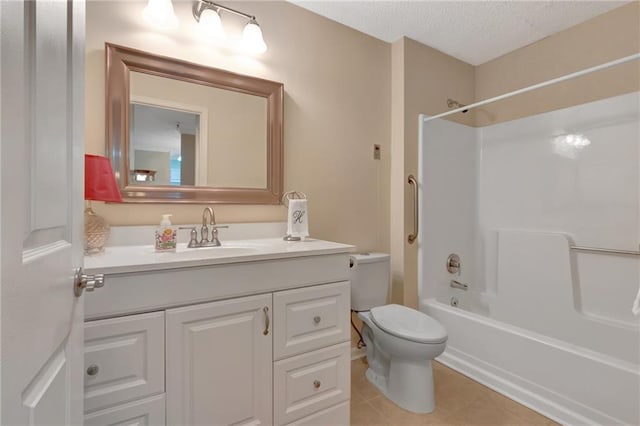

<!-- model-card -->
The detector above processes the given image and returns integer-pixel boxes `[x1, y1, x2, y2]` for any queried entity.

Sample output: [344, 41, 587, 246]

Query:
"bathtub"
[422, 294, 640, 425]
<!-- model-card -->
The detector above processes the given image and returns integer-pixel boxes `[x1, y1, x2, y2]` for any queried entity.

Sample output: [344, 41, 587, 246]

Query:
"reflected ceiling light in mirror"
[193, 0, 267, 54]
[143, 0, 179, 30]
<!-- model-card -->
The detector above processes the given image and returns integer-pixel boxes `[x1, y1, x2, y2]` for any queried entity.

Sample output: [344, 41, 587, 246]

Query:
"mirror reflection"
[130, 103, 199, 186]
[106, 43, 283, 203]
[129, 71, 268, 189]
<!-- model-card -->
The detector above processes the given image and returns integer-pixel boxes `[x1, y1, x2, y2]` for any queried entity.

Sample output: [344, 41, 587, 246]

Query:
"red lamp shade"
[84, 154, 122, 202]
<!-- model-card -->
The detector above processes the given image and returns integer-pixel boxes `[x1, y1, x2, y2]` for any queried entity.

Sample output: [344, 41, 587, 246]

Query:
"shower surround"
[418, 91, 640, 425]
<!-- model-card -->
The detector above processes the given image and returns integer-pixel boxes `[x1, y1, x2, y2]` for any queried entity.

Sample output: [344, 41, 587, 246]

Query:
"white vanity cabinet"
[166, 293, 273, 426]
[82, 239, 353, 426]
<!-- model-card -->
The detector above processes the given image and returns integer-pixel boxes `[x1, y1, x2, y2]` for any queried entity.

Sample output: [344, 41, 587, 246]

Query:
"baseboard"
[350, 345, 365, 361]
[437, 348, 622, 426]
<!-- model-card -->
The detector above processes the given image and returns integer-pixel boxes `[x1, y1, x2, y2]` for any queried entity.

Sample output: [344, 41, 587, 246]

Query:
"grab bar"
[570, 245, 640, 256]
[408, 175, 418, 244]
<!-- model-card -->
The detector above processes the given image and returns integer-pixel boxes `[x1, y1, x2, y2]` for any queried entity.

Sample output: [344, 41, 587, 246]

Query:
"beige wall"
[390, 38, 475, 307]
[86, 1, 391, 251]
[475, 1, 640, 126]
[135, 150, 170, 184]
[181, 134, 196, 186]
[389, 40, 406, 305]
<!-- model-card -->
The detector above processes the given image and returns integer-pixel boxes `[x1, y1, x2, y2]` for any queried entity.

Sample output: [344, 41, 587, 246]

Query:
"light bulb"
[240, 19, 267, 54]
[143, 0, 178, 30]
[198, 8, 225, 42]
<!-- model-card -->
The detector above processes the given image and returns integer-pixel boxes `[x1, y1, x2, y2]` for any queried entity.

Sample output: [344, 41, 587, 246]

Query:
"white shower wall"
[417, 118, 478, 304]
[479, 92, 639, 326]
[419, 91, 640, 361]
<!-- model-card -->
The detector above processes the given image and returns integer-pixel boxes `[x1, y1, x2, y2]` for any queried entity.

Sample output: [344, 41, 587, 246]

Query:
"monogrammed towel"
[287, 199, 309, 238]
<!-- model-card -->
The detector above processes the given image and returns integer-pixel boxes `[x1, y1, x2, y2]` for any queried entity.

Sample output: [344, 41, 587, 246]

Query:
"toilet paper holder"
[282, 190, 307, 241]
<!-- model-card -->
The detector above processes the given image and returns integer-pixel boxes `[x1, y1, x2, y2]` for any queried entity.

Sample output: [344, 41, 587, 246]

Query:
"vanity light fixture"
[197, 6, 225, 42]
[143, 0, 179, 30]
[193, 0, 268, 54]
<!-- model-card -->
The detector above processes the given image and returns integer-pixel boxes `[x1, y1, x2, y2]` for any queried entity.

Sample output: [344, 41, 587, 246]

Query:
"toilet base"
[364, 358, 436, 414]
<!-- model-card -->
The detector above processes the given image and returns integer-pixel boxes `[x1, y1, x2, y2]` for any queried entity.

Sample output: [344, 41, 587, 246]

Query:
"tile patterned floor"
[351, 358, 559, 426]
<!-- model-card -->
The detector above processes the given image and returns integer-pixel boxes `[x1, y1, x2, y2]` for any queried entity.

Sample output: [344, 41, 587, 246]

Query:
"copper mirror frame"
[105, 43, 284, 204]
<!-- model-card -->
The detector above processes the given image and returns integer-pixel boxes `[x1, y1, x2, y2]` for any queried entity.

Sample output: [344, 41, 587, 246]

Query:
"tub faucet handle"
[446, 253, 461, 275]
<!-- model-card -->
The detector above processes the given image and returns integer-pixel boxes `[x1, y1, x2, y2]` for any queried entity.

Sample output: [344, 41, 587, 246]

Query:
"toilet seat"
[370, 304, 447, 344]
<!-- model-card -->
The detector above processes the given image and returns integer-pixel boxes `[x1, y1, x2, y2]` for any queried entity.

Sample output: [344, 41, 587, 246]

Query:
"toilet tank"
[350, 253, 390, 311]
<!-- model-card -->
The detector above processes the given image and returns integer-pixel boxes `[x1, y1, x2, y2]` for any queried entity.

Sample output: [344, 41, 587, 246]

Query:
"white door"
[166, 294, 273, 426]
[1, 0, 86, 425]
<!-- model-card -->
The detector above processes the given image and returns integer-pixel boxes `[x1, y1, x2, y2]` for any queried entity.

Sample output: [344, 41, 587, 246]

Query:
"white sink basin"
[172, 243, 260, 259]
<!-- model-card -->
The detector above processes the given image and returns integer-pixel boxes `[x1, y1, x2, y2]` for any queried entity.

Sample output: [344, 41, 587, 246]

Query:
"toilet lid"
[370, 304, 447, 344]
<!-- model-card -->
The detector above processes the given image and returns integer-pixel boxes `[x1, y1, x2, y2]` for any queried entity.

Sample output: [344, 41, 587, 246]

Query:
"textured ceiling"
[289, 1, 630, 65]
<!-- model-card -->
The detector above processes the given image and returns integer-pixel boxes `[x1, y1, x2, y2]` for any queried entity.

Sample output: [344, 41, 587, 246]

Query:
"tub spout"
[450, 280, 469, 291]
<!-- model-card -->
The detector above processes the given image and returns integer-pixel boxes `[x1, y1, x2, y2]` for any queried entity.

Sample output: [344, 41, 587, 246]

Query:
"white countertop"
[84, 238, 354, 275]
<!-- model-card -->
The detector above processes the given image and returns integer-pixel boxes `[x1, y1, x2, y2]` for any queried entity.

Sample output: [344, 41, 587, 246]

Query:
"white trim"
[130, 95, 208, 186]
[350, 345, 365, 361]
[23, 240, 71, 264]
[436, 348, 621, 426]
[422, 53, 640, 122]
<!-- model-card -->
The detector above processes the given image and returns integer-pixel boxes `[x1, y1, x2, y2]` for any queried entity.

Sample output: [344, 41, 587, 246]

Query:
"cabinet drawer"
[286, 401, 349, 426]
[274, 342, 350, 425]
[84, 311, 165, 413]
[84, 394, 165, 426]
[273, 281, 350, 359]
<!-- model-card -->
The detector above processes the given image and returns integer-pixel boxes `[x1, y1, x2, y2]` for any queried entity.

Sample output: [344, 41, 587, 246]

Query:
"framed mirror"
[105, 43, 283, 203]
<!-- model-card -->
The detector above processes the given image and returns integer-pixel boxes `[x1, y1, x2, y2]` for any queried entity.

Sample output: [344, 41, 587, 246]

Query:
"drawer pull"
[313, 380, 321, 389]
[313, 316, 321, 324]
[263, 306, 270, 335]
[86, 364, 100, 376]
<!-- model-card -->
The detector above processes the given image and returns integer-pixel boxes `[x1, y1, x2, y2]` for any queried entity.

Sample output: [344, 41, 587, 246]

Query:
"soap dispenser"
[155, 214, 177, 252]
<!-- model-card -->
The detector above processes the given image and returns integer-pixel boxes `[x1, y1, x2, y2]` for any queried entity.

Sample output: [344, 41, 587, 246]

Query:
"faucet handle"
[179, 227, 199, 248]
[446, 254, 461, 275]
[208, 225, 229, 247]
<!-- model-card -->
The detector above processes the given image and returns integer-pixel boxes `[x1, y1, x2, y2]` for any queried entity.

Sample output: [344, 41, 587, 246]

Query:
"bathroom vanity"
[82, 237, 353, 426]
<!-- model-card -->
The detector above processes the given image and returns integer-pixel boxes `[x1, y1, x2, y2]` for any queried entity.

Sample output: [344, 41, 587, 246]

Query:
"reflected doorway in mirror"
[129, 96, 207, 186]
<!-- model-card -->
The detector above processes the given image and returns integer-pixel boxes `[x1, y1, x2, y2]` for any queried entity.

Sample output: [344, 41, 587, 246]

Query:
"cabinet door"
[166, 294, 273, 426]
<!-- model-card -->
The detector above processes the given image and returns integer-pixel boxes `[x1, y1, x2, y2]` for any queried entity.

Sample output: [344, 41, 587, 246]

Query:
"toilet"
[350, 253, 447, 413]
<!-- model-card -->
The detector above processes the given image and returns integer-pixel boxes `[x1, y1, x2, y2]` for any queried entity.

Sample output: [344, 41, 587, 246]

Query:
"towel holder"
[282, 191, 307, 241]
[281, 190, 307, 206]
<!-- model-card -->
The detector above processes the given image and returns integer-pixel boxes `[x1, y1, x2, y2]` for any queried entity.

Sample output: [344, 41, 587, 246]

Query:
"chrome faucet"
[201, 207, 214, 245]
[179, 207, 228, 248]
